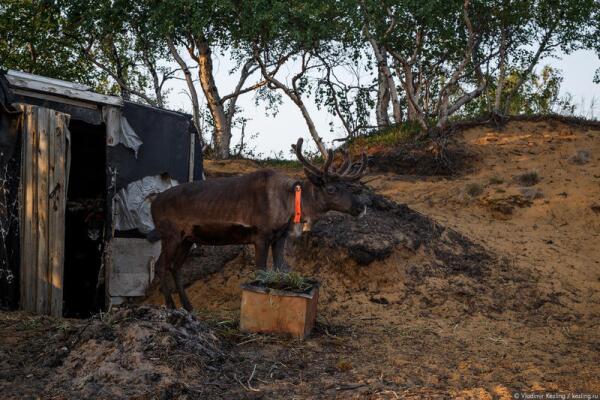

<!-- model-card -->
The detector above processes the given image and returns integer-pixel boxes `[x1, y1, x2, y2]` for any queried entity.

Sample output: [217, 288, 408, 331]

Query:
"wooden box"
[239, 283, 319, 338]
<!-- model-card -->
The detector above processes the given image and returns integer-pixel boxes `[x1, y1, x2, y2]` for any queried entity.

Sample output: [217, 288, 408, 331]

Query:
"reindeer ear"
[303, 168, 325, 186]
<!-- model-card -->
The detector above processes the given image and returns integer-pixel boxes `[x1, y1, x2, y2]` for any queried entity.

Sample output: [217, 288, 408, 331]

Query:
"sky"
[163, 49, 600, 158]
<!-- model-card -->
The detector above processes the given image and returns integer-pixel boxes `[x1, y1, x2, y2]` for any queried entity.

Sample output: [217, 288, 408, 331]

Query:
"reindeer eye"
[325, 185, 337, 194]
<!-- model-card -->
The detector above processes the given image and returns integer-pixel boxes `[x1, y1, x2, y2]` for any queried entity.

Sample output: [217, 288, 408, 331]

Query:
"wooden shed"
[0, 70, 203, 317]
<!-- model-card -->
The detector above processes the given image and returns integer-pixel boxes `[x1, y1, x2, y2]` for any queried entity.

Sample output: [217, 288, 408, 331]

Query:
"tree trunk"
[167, 38, 203, 144]
[376, 67, 391, 128]
[195, 38, 230, 159]
[394, 61, 427, 130]
[368, 38, 402, 125]
[494, 28, 507, 114]
[146, 59, 164, 108]
[294, 97, 327, 157]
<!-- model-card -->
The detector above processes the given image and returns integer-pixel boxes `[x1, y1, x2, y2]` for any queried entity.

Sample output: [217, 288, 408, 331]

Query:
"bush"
[514, 171, 541, 186]
[466, 183, 484, 197]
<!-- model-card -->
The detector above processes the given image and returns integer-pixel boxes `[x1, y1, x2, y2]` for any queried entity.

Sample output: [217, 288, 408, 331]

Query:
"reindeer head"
[292, 138, 368, 217]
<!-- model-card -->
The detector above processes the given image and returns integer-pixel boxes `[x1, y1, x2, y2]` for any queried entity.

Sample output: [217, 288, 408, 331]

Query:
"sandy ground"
[1, 119, 599, 399]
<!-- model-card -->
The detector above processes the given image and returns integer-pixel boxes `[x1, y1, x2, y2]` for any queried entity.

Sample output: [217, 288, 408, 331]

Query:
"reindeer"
[149, 138, 368, 311]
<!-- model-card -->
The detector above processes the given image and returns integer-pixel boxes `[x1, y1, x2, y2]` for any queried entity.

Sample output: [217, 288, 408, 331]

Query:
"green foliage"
[465, 65, 576, 116]
[0, 0, 102, 86]
[253, 270, 315, 293]
[1, 0, 598, 157]
[347, 121, 423, 150]
[256, 158, 303, 169]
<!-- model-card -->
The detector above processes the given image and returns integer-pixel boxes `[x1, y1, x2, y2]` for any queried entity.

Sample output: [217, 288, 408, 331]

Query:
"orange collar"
[294, 185, 302, 223]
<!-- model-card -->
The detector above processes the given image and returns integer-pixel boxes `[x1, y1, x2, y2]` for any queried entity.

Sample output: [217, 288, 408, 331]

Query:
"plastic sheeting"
[114, 175, 178, 234]
[103, 106, 143, 157]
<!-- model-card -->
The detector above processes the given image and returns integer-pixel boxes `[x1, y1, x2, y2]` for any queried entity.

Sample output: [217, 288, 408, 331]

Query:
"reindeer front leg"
[271, 235, 290, 272]
[254, 239, 269, 270]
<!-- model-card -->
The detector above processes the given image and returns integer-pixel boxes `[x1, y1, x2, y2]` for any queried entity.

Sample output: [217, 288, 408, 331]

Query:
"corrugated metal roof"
[5, 70, 123, 107]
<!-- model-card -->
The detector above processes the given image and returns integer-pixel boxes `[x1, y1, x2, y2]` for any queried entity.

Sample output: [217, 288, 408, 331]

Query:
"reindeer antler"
[292, 138, 368, 182]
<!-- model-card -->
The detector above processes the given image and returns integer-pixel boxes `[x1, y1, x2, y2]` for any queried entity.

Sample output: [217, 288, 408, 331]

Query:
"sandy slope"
[368, 120, 600, 316]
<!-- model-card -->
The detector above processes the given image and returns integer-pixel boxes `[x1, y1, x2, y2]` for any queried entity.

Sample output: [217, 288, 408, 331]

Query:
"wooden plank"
[35, 110, 50, 314]
[19, 105, 36, 312]
[49, 112, 68, 317]
[47, 111, 56, 316]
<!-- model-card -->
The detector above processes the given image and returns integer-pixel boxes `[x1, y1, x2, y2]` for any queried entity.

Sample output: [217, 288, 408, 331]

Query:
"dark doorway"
[63, 120, 106, 317]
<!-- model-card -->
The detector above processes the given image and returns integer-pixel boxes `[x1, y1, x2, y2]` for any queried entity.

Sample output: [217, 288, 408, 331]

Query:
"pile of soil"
[46, 306, 224, 399]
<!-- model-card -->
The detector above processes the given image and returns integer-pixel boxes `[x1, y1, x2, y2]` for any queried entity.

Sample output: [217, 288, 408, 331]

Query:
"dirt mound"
[45, 306, 223, 399]
[303, 189, 490, 273]
[367, 137, 474, 176]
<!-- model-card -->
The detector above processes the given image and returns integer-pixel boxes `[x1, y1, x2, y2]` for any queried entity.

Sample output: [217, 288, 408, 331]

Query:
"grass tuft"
[347, 122, 423, 152]
[253, 270, 315, 293]
[465, 183, 485, 197]
[256, 158, 303, 169]
[514, 171, 541, 186]
[488, 176, 504, 185]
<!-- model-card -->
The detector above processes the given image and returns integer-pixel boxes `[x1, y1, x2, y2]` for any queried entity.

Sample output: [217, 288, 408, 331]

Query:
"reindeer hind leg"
[158, 237, 177, 309]
[170, 240, 193, 311]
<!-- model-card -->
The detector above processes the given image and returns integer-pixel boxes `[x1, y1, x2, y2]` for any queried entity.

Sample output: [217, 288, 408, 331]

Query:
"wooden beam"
[35, 109, 50, 314]
[48, 111, 68, 317]
[19, 106, 37, 312]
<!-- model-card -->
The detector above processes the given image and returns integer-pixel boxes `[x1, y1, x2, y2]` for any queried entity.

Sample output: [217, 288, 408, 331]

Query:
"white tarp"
[114, 175, 178, 234]
[103, 106, 143, 157]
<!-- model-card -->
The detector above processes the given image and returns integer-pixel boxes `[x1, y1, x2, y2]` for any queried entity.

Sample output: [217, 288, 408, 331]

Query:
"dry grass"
[514, 170, 541, 186]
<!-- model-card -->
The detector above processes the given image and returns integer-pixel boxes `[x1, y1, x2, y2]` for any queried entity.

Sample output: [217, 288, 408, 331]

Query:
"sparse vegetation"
[347, 122, 423, 152]
[256, 158, 303, 169]
[569, 150, 591, 165]
[252, 270, 316, 293]
[514, 171, 541, 186]
[466, 183, 485, 197]
[489, 176, 504, 185]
